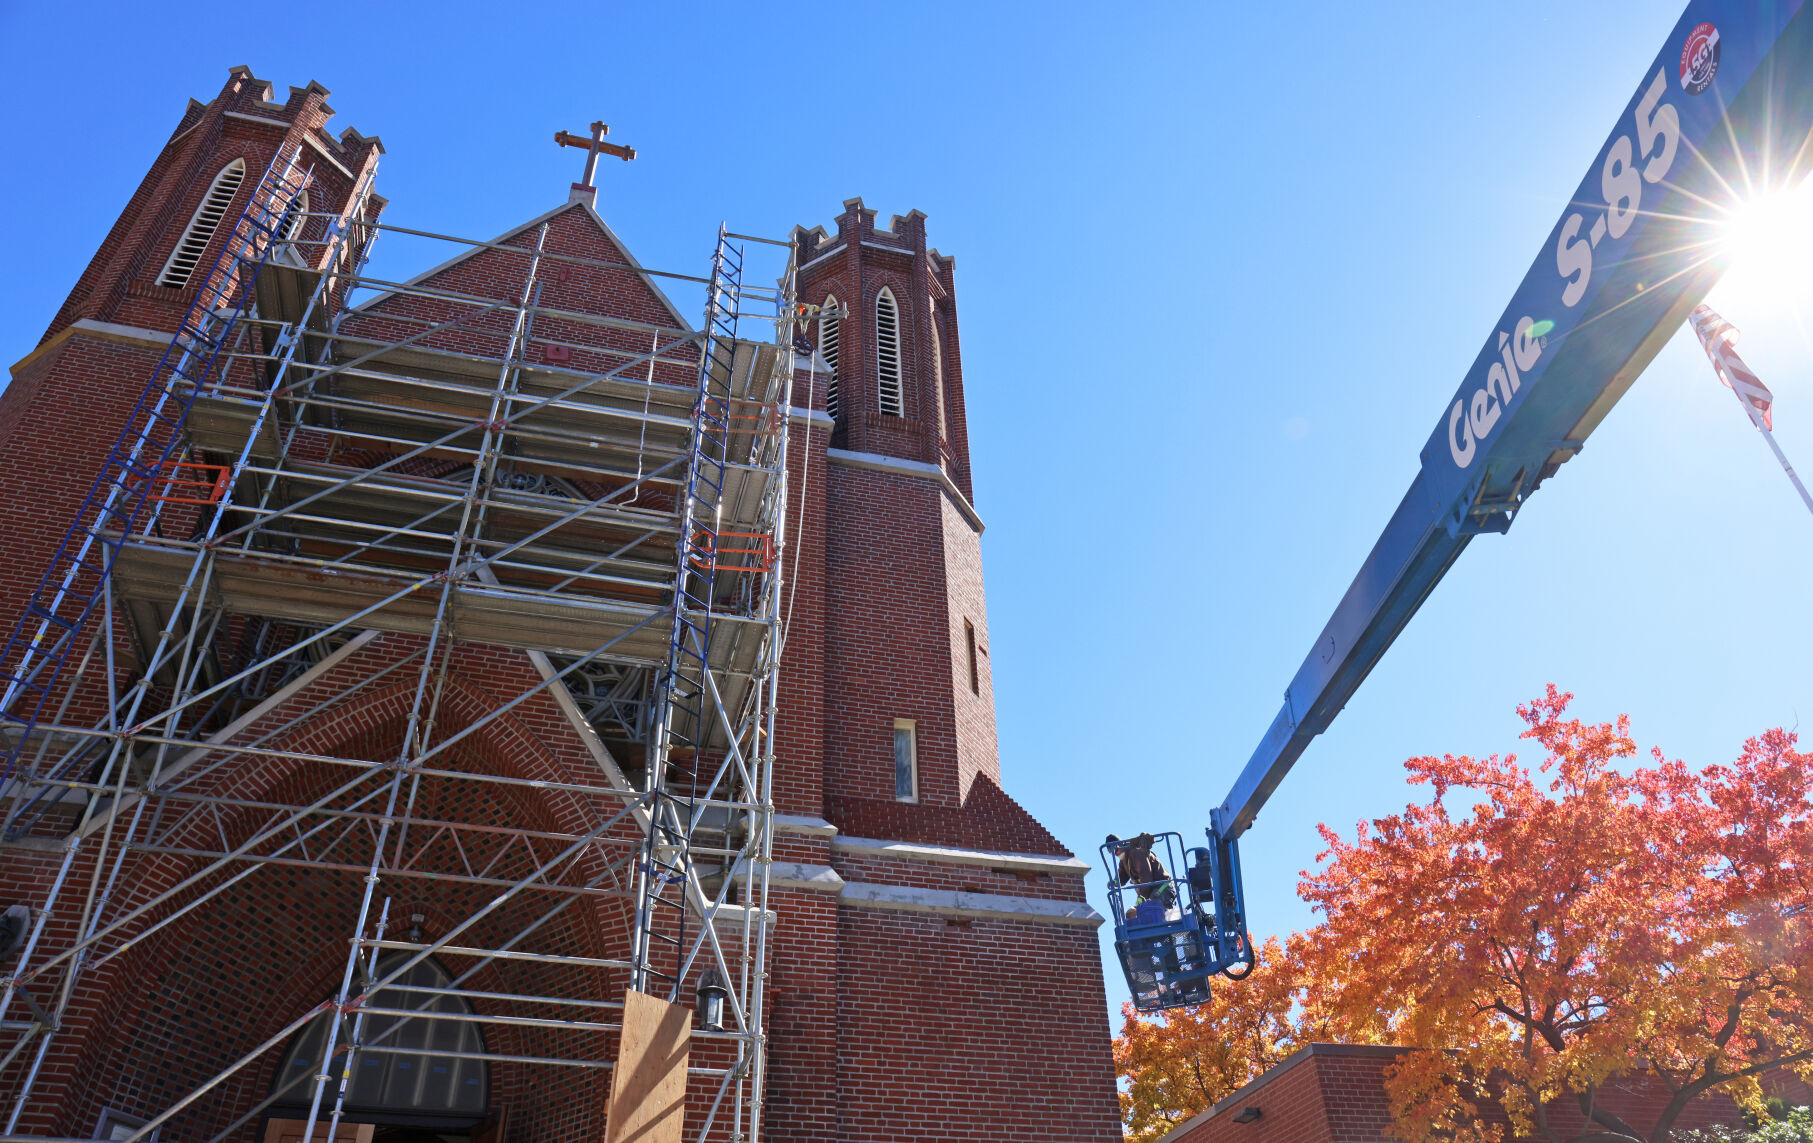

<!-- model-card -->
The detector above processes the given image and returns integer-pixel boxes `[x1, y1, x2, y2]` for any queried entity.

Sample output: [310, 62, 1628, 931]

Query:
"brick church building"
[0, 68, 1122, 1143]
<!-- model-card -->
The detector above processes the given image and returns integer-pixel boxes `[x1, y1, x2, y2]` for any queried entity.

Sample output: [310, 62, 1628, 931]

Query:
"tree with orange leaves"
[1296, 687, 1813, 1143]
[1114, 936, 1313, 1143]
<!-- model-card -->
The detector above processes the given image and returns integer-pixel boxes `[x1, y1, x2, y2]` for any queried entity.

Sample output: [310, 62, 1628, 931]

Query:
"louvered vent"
[876, 288, 903, 417]
[158, 159, 247, 289]
[821, 295, 841, 420]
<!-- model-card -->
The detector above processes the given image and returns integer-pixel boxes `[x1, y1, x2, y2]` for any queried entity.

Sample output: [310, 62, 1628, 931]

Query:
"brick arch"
[49, 640, 632, 1143]
[116, 638, 635, 885]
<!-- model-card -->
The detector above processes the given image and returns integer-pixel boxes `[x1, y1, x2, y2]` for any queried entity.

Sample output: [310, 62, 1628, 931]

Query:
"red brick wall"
[0, 335, 166, 644]
[835, 909, 1120, 1143]
[773, 402, 832, 819]
[821, 465, 962, 806]
[940, 493, 998, 800]
[762, 891, 841, 1141]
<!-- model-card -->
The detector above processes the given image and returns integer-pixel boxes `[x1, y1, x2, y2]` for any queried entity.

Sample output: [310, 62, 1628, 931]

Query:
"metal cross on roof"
[554, 121, 637, 188]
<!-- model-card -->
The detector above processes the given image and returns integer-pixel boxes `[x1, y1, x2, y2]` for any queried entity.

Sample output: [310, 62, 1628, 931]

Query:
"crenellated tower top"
[792, 197, 972, 502]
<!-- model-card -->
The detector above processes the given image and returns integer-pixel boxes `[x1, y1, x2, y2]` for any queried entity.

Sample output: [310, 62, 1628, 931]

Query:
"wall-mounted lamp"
[696, 967, 730, 1032]
[1231, 1107, 1262, 1125]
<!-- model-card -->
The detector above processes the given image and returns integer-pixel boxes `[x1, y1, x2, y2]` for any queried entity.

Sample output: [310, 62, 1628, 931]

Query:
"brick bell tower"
[759, 202, 1124, 1140]
[791, 200, 990, 811]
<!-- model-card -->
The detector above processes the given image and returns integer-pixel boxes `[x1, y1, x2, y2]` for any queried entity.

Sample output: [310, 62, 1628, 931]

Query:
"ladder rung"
[25, 605, 79, 631]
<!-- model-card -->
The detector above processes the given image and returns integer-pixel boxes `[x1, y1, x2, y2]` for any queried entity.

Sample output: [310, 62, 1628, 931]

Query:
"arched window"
[820, 294, 841, 420]
[282, 187, 311, 241]
[273, 955, 487, 1115]
[875, 287, 903, 417]
[157, 158, 247, 289]
[274, 187, 311, 266]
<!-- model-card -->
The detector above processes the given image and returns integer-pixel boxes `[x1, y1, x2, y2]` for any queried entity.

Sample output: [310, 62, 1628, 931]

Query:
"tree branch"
[1647, 1046, 1813, 1143]
[1577, 1089, 1644, 1143]
[1709, 990, 1749, 1051]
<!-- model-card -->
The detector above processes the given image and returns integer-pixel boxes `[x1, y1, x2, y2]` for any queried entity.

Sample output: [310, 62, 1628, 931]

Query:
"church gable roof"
[354, 197, 693, 334]
[339, 197, 700, 387]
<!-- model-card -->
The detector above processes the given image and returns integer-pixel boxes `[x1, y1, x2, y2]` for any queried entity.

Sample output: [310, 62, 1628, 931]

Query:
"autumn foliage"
[1114, 688, 1813, 1143]
[1114, 936, 1314, 1142]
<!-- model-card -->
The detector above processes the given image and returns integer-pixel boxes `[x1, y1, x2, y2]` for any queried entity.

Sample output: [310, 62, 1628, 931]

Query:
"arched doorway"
[269, 956, 492, 1143]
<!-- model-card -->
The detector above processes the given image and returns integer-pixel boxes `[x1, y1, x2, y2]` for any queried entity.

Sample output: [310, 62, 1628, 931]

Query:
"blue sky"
[3, 2, 1811, 1021]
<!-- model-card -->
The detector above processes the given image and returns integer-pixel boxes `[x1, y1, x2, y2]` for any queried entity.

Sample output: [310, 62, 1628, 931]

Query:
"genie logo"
[1680, 22, 1720, 94]
[1448, 316, 1545, 468]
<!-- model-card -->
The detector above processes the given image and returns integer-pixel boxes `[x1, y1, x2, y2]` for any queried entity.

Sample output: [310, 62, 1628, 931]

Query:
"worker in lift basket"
[1105, 833, 1175, 921]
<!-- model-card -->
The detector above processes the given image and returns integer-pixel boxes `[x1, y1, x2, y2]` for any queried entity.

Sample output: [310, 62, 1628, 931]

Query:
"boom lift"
[1106, 1, 1813, 1012]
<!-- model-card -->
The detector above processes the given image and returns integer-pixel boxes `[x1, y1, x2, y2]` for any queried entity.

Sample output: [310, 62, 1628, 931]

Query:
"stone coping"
[831, 834, 1087, 875]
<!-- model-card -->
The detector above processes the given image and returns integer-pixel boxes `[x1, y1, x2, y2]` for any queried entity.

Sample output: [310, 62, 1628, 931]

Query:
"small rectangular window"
[94, 1110, 156, 1143]
[964, 620, 979, 695]
[892, 719, 917, 802]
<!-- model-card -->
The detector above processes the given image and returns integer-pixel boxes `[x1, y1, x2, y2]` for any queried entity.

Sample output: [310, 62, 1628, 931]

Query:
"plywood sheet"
[604, 989, 691, 1143]
[260, 1118, 374, 1143]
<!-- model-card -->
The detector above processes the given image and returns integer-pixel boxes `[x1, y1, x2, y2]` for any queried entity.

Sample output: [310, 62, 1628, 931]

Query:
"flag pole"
[1737, 392, 1813, 517]
[1689, 302, 1813, 521]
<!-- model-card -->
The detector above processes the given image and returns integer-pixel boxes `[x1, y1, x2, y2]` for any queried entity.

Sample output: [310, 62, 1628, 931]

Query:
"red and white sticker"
[1680, 22, 1720, 95]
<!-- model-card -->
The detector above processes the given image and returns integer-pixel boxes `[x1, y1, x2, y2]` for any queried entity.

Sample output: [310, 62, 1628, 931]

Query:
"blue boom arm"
[1111, 0, 1813, 1013]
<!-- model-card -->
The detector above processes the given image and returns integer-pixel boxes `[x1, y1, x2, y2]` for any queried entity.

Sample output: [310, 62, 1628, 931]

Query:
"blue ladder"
[633, 227, 745, 996]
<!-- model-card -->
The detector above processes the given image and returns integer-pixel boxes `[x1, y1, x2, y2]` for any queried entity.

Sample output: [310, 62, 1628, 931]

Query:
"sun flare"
[1712, 180, 1813, 312]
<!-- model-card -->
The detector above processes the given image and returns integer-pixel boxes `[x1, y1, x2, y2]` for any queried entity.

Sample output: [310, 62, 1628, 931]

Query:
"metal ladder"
[631, 227, 745, 997]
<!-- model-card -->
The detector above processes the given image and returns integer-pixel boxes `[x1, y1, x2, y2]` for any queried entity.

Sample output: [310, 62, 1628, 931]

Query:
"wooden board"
[260, 1118, 374, 1143]
[469, 1107, 509, 1143]
[604, 989, 691, 1143]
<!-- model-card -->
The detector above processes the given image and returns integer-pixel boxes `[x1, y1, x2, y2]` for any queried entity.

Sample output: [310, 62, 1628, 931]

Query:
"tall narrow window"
[875, 287, 904, 417]
[820, 294, 841, 420]
[892, 718, 917, 802]
[930, 308, 948, 442]
[964, 620, 979, 695]
[158, 158, 247, 289]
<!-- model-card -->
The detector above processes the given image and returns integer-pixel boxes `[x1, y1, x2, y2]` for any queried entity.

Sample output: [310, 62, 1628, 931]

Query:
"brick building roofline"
[794, 196, 930, 253]
[217, 66, 382, 156]
[1154, 1043, 1410, 1143]
[338, 126, 385, 154]
[223, 66, 332, 114]
[349, 197, 693, 332]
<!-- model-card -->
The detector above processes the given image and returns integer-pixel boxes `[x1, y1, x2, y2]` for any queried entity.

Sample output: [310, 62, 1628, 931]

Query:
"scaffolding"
[0, 145, 802, 1143]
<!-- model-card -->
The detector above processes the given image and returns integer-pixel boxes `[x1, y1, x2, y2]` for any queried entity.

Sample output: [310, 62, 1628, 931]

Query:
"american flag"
[1689, 303, 1775, 429]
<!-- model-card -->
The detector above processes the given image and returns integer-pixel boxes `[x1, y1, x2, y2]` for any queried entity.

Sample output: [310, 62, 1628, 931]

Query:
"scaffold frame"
[0, 145, 802, 1143]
